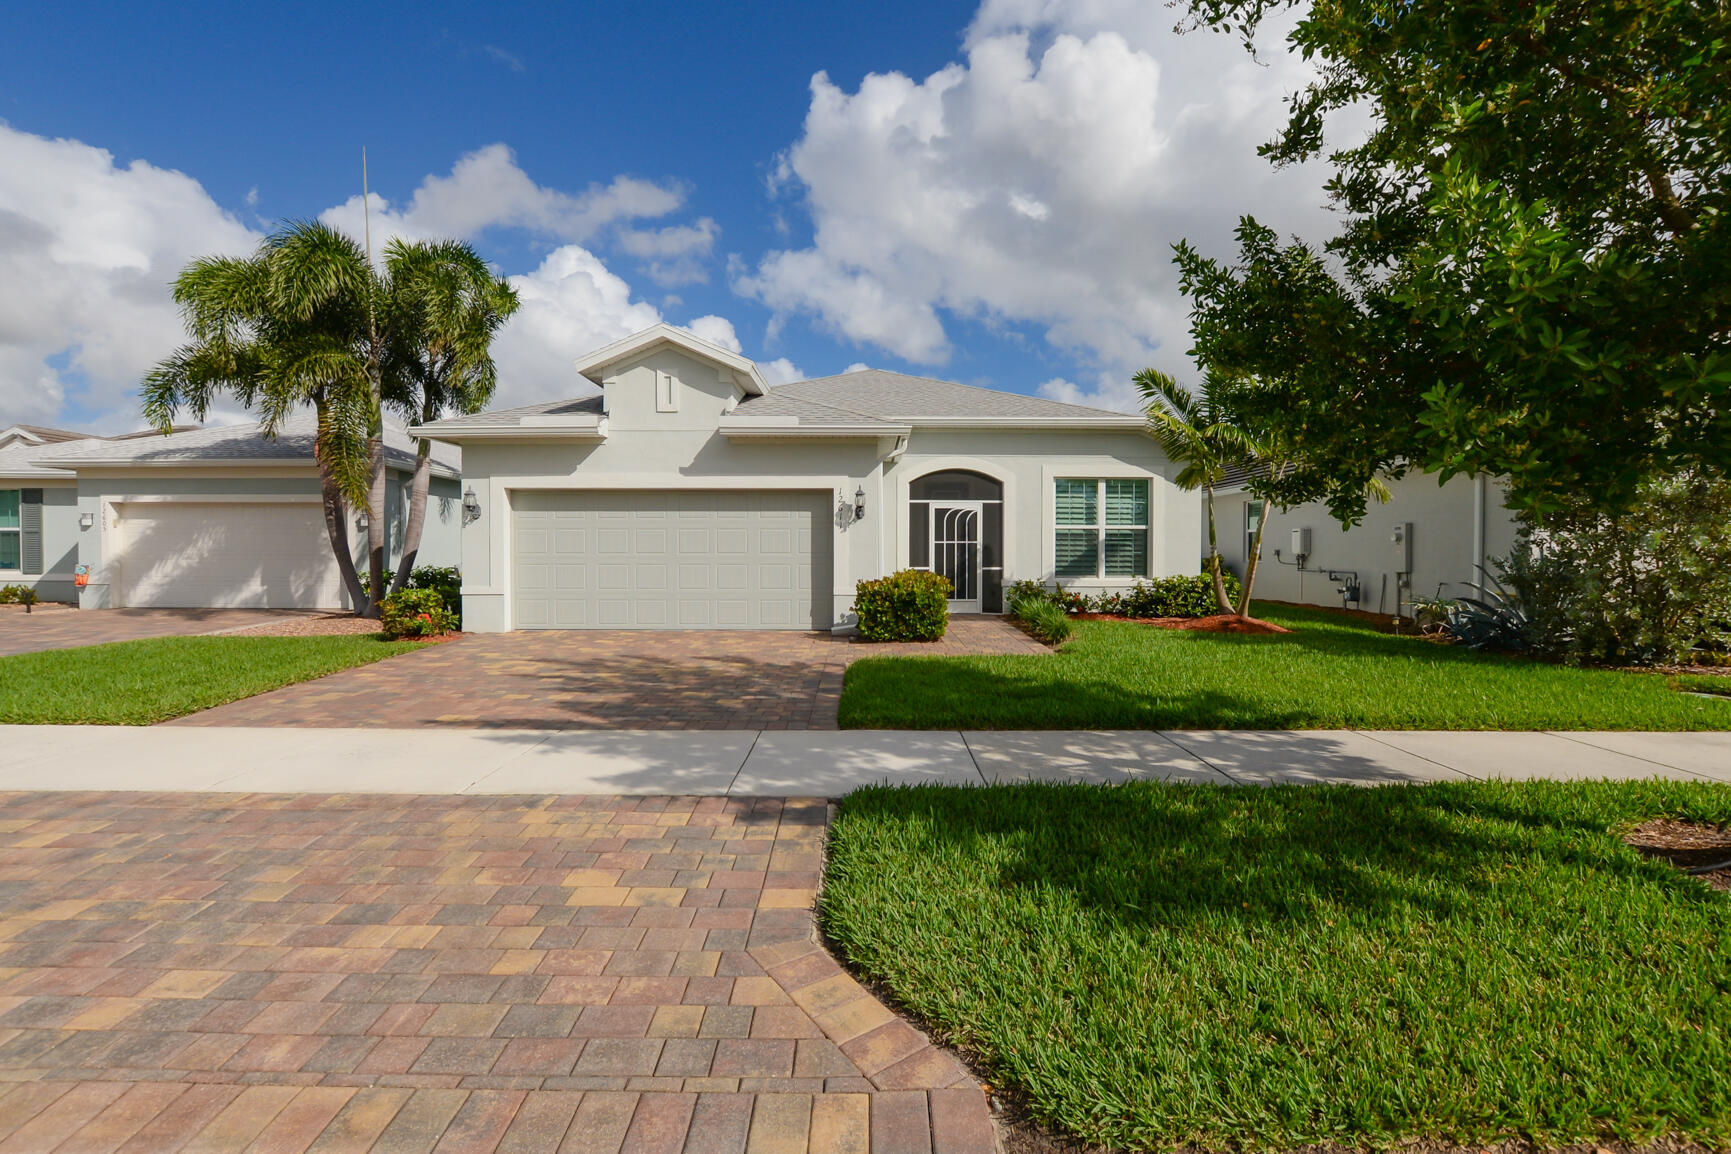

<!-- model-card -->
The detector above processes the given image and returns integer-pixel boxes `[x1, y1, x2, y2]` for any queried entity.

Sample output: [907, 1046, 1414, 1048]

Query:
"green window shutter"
[20, 490, 42, 575]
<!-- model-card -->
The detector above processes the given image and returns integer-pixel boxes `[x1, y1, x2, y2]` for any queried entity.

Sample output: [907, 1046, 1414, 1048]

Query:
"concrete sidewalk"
[2, 726, 1727, 795]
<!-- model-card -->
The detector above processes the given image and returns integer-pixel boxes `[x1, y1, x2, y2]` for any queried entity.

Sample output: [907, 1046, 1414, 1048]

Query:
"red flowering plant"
[380, 588, 457, 639]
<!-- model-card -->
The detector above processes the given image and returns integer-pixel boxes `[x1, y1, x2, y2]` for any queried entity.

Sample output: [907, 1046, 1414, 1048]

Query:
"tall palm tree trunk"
[1204, 484, 1233, 613]
[390, 438, 432, 594]
[364, 440, 387, 617]
[320, 471, 369, 613]
[1236, 510, 1270, 617]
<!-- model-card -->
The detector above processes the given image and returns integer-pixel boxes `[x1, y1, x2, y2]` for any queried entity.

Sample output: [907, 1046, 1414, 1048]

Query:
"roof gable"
[573, 323, 768, 396]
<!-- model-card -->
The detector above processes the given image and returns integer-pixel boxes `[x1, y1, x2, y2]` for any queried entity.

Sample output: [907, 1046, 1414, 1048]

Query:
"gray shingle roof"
[0, 435, 111, 479]
[0, 424, 95, 445]
[418, 395, 605, 430]
[724, 390, 904, 428]
[34, 414, 459, 475]
[755, 369, 1139, 423]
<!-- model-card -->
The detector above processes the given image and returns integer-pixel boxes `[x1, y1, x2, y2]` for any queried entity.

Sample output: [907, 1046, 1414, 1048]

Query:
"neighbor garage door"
[116, 500, 345, 610]
[512, 490, 832, 629]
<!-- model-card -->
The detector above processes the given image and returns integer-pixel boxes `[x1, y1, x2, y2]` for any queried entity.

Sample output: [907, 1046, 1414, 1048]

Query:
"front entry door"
[931, 502, 983, 613]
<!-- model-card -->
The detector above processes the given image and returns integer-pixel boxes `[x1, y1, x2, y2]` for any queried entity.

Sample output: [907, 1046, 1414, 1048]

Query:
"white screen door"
[931, 503, 982, 613]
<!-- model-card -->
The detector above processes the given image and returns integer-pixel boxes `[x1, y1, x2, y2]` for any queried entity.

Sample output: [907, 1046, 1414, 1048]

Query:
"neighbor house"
[414, 324, 1196, 632]
[1210, 469, 1521, 618]
[0, 416, 460, 610]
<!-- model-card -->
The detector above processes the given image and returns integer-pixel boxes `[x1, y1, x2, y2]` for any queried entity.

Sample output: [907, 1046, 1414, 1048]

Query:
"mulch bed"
[0, 602, 77, 615]
[1072, 612, 1292, 635]
[1624, 819, 1731, 892]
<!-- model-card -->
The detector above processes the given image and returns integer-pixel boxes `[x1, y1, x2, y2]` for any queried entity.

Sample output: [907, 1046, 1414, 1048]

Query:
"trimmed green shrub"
[379, 588, 457, 639]
[361, 565, 463, 625]
[854, 569, 951, 642]
[406, 565, 462, 620]
[0, 584, 31, 605]
[1009, 594, 1073, 644]
[1121, 573, 1242, 618]
[1005, 573, 1242, 619]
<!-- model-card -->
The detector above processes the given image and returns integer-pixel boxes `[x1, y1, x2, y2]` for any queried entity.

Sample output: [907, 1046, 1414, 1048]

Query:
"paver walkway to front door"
[171, 617, 1046, 731]
[0, 792, 994, 1153]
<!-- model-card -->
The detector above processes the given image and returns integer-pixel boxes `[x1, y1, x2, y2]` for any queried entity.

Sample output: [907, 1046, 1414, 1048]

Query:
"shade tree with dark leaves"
[1174, 0, 1731, 521]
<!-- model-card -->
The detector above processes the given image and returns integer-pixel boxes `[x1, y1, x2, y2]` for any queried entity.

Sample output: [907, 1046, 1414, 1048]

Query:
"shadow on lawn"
[831, 778, 1727, 933]
[841, 656, 1317, 729]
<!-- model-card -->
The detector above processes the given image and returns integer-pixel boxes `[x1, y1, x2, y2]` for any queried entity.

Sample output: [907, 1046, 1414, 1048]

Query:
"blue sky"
[0, 0, 1337, 431]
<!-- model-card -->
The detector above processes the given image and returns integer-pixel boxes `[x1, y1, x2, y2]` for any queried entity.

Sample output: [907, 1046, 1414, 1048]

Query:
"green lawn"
[822, 780, 1731, 1151]
[840, 603, 1731, 730]
[0, 635, 427, 724]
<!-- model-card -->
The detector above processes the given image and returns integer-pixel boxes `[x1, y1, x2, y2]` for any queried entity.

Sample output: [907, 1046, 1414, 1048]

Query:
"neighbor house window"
[0, 490, 19, 571]
[1245, 500, 1265, 561]
[1054, 479, 1148, 579]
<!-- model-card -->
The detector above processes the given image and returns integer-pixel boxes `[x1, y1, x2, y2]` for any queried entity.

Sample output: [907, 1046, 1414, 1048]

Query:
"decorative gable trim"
[572, 323, 768, 396]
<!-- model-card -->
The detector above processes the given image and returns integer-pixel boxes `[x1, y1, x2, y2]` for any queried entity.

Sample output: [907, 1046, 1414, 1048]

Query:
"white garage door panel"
[118, 501, 345, 609]
[512, 490, 832, 630]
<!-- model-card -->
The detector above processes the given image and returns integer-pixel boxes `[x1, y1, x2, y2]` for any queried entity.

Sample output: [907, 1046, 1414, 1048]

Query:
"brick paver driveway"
[173, 617, 1045, 731]
[0, 792, 993, 1153]
[0, 608, 321, 658]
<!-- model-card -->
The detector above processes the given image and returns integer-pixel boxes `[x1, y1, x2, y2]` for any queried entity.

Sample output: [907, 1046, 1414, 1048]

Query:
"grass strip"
[0, 634, 426, 724]
[822, 779, 1731, 1150]
[840, 603, 1731, 730]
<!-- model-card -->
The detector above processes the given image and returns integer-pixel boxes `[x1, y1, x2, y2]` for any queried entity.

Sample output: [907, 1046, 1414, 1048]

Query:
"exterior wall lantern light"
[356, 511, 369, 531]
[79, 511, 94, 530]
[854, 485, 867, 521]
[463, 487, 482, 525]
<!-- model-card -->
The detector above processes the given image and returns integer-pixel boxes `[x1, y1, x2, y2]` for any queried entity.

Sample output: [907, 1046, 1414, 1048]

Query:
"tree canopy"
[1176, 0, 1731, 520]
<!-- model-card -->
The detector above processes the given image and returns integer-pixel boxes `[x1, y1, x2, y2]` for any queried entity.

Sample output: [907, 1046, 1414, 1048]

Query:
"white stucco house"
[0, 417, 460, 609]
[1210, 468, 1521, 619]
[414, 324, 1197, 632]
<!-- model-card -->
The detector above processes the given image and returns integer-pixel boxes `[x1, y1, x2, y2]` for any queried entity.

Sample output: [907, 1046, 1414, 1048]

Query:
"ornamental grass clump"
[853, 569, 951, 642]
[1008, 593, 1073, 644]
[379, 588, 458, 639]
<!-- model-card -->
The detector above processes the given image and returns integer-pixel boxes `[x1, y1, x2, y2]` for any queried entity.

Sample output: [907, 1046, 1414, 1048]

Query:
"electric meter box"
[1392, 521, 1414, 574]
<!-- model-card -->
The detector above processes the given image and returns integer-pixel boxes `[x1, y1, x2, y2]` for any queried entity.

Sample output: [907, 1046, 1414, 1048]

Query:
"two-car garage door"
[116, 500, 345, 609]
[512, 490, 833, 630]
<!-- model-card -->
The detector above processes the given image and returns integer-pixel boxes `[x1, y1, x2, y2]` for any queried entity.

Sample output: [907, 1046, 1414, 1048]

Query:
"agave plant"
[1414, 568, 1529, 651]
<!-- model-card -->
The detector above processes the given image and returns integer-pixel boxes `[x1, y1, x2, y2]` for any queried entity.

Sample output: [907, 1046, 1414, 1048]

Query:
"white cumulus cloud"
[0, 129, 773, 427]
[736, 0, 1342, 406]
[320, 143, 685, 249]
[759, 357, 805, 386]
[0, 123, 261, 429]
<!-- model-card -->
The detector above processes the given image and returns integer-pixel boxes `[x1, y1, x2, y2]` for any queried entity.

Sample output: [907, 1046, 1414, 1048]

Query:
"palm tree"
[144, 222, 380, 610]
[380, 239, 520, 592]
[1136, 368, 1255, 615]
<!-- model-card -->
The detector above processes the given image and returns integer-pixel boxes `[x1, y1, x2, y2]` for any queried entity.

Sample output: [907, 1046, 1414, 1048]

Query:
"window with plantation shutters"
[0, 490, 18, 572]
[1053, 479, 1149, 579]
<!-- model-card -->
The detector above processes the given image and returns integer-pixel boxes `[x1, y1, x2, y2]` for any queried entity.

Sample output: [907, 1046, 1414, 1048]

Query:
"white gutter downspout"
[1471, 474, 1487, 593]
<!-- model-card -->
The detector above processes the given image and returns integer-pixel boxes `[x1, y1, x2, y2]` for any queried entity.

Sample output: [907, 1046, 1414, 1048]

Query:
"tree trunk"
[390, 438, 432, 594]
[1204, 484, 1232, 613]
[1237, 506, 1270, 617]
[363, 439, 387, 618]
[320, 465, 368, 612]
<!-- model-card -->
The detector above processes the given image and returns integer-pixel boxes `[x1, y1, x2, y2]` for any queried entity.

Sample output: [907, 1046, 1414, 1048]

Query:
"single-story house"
[1209, 469, 1521, 618]
[414, 324, 1197, 632]
[0, 416, 460, 610]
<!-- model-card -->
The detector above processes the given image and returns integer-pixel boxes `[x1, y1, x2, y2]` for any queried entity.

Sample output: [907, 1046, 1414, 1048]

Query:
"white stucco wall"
[0, 482, 79, 603]
[451, 346, 1189, 632]
[1210, 472, 1520, 616]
